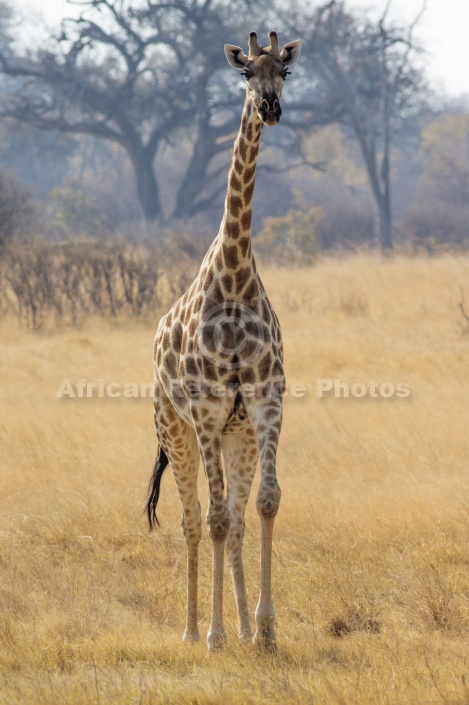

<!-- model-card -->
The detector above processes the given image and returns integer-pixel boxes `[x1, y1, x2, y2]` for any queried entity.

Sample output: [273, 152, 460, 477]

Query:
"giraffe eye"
[281, 71, 291, 80]
[241, 71, 253, 80]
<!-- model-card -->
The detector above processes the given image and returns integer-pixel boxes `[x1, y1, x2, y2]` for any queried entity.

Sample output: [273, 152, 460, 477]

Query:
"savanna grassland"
[1, 252, 469, 705]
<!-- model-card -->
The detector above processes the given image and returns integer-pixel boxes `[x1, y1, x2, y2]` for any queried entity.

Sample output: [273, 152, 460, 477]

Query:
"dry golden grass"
[1, 252, 469, 704]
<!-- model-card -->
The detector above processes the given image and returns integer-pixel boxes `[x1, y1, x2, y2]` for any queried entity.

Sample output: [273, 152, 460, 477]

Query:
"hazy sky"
[12, 0, 469, 97]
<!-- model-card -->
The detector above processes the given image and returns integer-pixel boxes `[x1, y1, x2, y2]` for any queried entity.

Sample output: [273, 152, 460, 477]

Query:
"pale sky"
[11, 0, 469, 97]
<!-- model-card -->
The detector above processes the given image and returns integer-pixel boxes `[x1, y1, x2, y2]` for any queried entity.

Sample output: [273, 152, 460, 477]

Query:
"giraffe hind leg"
[168, 429, 202, 644]
[153, 391, 202, 643]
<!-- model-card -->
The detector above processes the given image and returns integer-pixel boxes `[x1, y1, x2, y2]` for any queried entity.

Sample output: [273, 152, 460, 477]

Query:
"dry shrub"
[0, 240, 196, 328]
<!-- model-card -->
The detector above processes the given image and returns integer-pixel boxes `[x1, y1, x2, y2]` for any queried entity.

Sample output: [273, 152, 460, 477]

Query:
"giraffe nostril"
[260, 97, 280, 115]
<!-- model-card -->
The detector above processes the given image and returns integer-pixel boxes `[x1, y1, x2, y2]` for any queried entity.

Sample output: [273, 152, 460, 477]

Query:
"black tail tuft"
[146, 447, 169, 530]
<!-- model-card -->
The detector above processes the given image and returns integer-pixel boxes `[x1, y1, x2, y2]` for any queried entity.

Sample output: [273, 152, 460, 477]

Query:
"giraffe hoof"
[206, 629, 227, 651]
[183, 629, 201, 644]
[253, 631, 277, 654]
[239, 630, 254, 644]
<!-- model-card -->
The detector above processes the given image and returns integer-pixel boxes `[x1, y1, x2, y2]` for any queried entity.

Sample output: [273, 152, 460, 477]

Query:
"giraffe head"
[224, 31, 301, 126]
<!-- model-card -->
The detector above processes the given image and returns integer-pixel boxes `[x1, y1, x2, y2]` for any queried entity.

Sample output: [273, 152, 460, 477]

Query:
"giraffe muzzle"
[259, 96, 282, 126]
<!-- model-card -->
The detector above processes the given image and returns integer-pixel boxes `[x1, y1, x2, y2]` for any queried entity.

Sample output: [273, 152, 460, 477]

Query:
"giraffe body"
[148, 31, 301, 651]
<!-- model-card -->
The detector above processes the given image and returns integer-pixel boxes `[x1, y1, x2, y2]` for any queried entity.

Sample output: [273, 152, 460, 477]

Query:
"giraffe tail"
[146, 447, 169, 530]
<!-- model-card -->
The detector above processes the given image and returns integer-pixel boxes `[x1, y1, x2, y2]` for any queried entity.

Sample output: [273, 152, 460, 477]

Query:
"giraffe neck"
[218, 94, 263, 267]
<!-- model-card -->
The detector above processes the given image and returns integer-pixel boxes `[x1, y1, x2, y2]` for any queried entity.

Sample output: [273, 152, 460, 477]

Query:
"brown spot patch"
[193, 294, 203, 313]
[230, 172, 242, 192]
[202, 361, 219, 382]
[223, 245, 239, 269]
[258, 352, 272, 382]
[244, 165, 255, 183]
[244, 279, 258, 301]
[221, 274, 233, 293]
[203, 419, 215, 433]
[244, 181, 255, 206]
[226, 221, 240, 239]
[182, 305, 191, 325]
[165, 352, 177, 379]
[185, 356, 198, 376]
[202, 270, 214, 292]
[235, 267, 251, 294]
[272, 360, 284, 378]
[240, 368, 255, 384]
[202, 325, 216, 352]
[210, 280, 224, 306]
[241, 210, 252, 231]
[229, 195, 243, 218]
[238, 138, 247, 162]
[249, 146, 259, 163]
[166, 406, 177, 422]
[261, 299, 271, 323]
[246, 123, 253, 141]
[239, 236, 250, 258]
[234, 158, 243, 174]
[172, 322, 183, 354]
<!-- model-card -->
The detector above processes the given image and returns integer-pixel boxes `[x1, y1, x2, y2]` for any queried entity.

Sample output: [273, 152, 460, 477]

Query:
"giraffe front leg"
[254, 513, 278, 651]
[206, 517, 229, 651]
[181, 505, 202, 644]
[246, 398, 282, 651]
[206, 484, 230, 650]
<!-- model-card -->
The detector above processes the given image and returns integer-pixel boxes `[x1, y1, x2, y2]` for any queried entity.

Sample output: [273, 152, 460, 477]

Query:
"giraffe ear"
[224, 44, 249, 70]
[280, 39, 302, 67]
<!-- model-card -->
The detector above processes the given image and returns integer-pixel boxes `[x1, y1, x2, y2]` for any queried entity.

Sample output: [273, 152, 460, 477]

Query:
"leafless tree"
[299, 0, 426, 250]
[0, 0, 280, 221]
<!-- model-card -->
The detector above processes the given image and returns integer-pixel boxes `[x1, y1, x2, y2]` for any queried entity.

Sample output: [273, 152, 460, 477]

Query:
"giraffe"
[146, 30, 301, 651]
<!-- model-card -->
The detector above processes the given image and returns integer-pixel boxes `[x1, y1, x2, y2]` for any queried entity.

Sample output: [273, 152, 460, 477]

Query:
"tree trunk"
[356, 140, 393, 251]
[172, 118, 216, 219]
[129, 148, 162, 222]
[378, 198, 393, 251]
